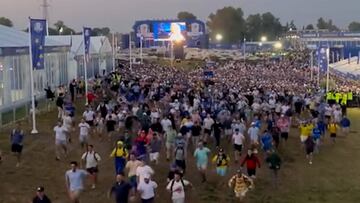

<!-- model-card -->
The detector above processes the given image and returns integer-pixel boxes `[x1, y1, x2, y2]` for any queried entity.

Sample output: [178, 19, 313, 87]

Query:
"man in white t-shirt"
[203, 114, 214, 143]
[137, 174, 158, 203]
[54, 121, 68, 161]
[78, 119, 90, 149]
[247, 122, 259, 145]
[136, 160, 154, 184]
[232, 129, 245, 163]
[81, 145, 101, 189]
[161, 117, 172, 133]
[62, 112, 73, 142]
[83, 108, 95, 127]
[166, 172, 192, 203]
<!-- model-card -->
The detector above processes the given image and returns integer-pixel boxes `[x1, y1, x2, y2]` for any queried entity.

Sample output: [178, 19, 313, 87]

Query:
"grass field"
[0, 104, 360, 203]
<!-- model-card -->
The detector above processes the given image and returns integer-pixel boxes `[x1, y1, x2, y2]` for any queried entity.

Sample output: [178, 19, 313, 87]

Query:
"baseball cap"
[37, 186, 44, 192]
[117, 141, 123, 145]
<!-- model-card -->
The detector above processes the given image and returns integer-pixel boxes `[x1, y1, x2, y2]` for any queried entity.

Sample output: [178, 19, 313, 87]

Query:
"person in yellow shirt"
[212, 148, 230, 176]
[228, 169, 254, 201]
[328, 120, 338, 144]
[110, 141, 128, 174]
[299, 122, 308, 143]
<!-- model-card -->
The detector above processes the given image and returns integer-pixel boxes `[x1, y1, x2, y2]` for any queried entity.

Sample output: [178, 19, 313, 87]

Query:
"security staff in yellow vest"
[326, 91, 333, 102]
[347, 91, 353, 101]
[335, 92, 342, 104]
[341, 93, 347, 105]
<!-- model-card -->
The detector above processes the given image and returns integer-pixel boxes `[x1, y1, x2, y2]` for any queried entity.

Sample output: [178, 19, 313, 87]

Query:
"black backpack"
[170, 179, 186, 197]
[84, 151, 99, 162]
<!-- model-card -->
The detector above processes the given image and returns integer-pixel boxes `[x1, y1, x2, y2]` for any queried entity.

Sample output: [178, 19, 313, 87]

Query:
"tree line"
[1, 6, 360, 42]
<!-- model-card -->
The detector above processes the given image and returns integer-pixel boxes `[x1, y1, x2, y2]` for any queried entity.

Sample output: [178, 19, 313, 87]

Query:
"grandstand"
[330, 57, 360, 79]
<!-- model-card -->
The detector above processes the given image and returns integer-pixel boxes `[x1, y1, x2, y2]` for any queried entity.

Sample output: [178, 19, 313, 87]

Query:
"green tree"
[305, 24, 315, 30]
[207, 7, 246, 43]
[316, 18, 339, 31]
[289, 20, 297, 30]
[91, 27, 111, 36]
[0, 17, 13, 27]
[53, 20, 75, 35]
[348, 21, 360, 32]
[245, 14, 262, 41]
[177, 11, 197, 21]
[260, 12, 283, 40]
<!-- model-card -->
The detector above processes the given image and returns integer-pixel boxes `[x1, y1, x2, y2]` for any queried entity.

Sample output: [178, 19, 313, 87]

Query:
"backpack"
[174, 146, 185, 160]
[216, 154, 228, 167]
[170, 179, 186, 197]
[84, 151, 99, 162]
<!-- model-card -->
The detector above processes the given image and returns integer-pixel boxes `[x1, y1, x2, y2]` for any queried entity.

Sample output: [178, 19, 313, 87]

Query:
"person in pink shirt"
[276, 115, 290, 143]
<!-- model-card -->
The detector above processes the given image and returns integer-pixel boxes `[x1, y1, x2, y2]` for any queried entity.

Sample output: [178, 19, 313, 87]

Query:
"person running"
[125, 153, 141, 189]
[83, 107, 95, 127]
[65, 161, 88, 203]
[212, 120, 222, 148]
[202, 114, 214, 144]
[340, 115, 351, 136]
[212, 148, 230, 176]
[136, 159, 154, 184]
[149, 133, 162, 164]
[174, 134, 187, 173]
[241, 149, 261, 179]
[62, 111, 73, 143]
[276, 114, 290, 142]
[31, 186, 51, 203]
[304, 135, 315, 165]
[110, 141, 128, 174]
[10, 122, 25, 167]
[328, 120, 338, 144]
[232, 128, 245, 163]
[266, 150, 282, 186]
[166, 171, 192, 203]
[248, 122, 259, 146]
[261, 130, 273, 153]
[108, 172, 135, 203]
[106, 111, 117, 140]
[53, 121, 68, 161]
[78, 119, 91, 150]
[193, 141, 211, 182]
[165, 125, 177, 161]
[137, 174, 158, 203]
[312, 124, 322, 153]
[95, 113, 105, 140]
[228, 169, 254, 201]
[191, 121, 202, 147]
[81, 145, 101, 189]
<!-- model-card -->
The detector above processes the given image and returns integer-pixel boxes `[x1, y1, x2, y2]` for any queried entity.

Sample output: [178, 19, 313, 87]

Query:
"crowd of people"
[2, 52, 359, 203]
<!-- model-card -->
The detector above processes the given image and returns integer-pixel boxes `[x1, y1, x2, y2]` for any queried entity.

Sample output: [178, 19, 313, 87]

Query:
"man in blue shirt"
[261, 130, 273, 152]
[109, 172, 134, 203]
[312, 124, 322, 153]
[340, 116, 351, 136]
[10, 122, 25, 167]
[65, 161, 88, 203]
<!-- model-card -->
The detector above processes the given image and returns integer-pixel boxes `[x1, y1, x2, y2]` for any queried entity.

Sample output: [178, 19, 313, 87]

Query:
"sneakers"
[91, 184, 96, 189]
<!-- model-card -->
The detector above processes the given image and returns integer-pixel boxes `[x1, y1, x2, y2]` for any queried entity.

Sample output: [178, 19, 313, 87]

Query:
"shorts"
[330, 133, 336, 138]
[11, 144, 23, 153]
[235, 188, 248, 198]
[306, 148, 314, 155]
[70, 190, 82, 199]
[196, 162, 207, 170]
[129, 175, 137, 188]
[216, 167, 227, 176]
[79, 134, 89, 144]
[86, 167, 99, 174]
[300, 135, 308, 143]
[204, 129, 211, 135]
[86, 120, 94, 126]
[141, 197, 154, 203]
[166, 143, 174, 150]
[247, 169, 256, 177]
[172, 197, 185, 203]
[280, 132, 289, 140]
[55, 139, 67, 146]
[149, 152, 160, 161]
[233, 144, 243, 152]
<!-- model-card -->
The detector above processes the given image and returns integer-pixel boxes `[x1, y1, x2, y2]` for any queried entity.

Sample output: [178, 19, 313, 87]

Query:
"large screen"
[153, 22, 186, 40]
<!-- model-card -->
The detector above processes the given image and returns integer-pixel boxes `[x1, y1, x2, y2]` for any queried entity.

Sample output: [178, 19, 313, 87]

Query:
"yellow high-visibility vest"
[326, 92, 332, 101]
[341, 93, 347, 105]
[348, 92, 353, 101]
[335, 92, 342, 103]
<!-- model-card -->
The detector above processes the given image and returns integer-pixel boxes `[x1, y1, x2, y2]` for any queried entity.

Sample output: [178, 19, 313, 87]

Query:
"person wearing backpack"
[212, 148, 230, 176]
[166, 171, 192, 203]
[110, 141, 128, 174]
[10, 122, 25, 167]
[81, 145, 101, 189]
[174, 138, 186, 173]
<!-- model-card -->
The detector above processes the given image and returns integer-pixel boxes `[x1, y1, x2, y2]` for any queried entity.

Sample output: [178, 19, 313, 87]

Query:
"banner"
[317, 45, 329, 73]
[30, 18, 47, 70]
[83, 27, 91, 59]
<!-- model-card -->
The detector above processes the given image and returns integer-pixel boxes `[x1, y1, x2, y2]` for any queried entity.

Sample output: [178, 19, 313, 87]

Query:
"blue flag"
[317, 45, 328, 73]
[30, 18, 47, 70]
[83, 27, 91, 56]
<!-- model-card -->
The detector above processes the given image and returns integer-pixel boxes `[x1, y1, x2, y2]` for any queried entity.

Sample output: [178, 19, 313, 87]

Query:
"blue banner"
[317, 45, 328, 73]
[83, 27, 91, 56]
[30, 18, 47, 70]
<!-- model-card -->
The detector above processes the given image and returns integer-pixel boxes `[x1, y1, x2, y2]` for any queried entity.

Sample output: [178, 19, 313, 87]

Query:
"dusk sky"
[1, 0, 359, 32]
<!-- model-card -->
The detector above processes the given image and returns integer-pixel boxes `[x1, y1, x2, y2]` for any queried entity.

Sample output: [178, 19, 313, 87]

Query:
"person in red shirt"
[86, 91, 96, 105]
[241, 150, 261, 179]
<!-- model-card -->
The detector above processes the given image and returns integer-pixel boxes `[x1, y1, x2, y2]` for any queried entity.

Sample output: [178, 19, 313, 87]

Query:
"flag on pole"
[83, 27, 91, 62]
[348, 53, 351, 64]
[30, 18, 47, 70]
[317, 45, 328, 73]
[358, 51, 360, 64]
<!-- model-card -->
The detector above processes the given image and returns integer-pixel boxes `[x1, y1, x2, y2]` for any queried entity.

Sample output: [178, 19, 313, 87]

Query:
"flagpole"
[310, 50, 313, 81]
[28, 18, 38, 134]
[129, 32, 132, 70]
[112, 33, 115, 72]
[83, 30, 88, 105]
[326, 48, 330, 92]
[140, 35, 143, 64]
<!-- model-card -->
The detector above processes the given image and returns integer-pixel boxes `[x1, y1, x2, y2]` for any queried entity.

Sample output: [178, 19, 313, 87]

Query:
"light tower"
[40, 0, 50, 35]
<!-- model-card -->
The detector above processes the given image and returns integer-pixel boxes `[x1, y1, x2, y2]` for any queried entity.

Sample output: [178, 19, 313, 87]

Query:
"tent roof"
[0, 25, 70, 48]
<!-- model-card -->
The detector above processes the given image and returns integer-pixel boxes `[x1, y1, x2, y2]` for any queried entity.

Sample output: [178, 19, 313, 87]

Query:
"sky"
[1, 0, 360, 33]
